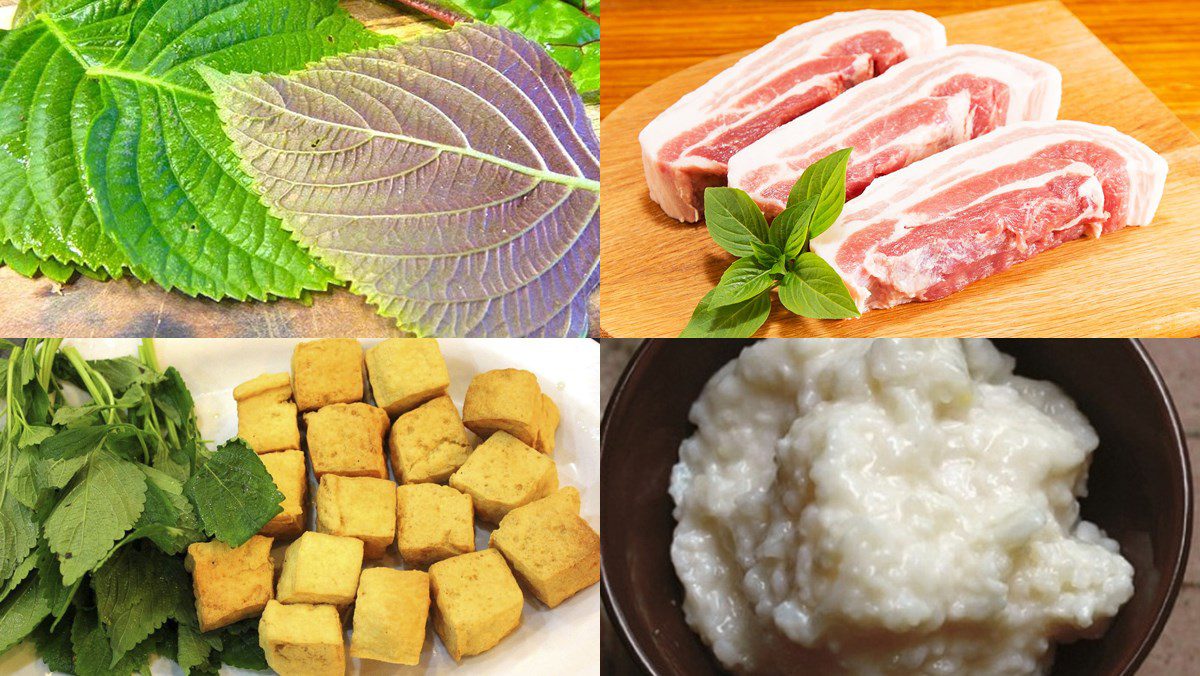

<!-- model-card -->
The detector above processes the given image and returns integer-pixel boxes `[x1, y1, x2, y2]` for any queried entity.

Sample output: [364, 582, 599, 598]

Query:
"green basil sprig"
[680, 148, 859, 337]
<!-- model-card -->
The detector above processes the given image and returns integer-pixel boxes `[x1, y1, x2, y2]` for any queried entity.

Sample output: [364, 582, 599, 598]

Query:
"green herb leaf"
[17, 425, 54, 449]
[749, 240, 784, 267]
[48, 382, 148, 428]
[152, 368, 194, 425]
[33, 615, 76, 673]
[0, 243, 86, 284]
[0, 549, 38, 605]
[175, 621, 216, 674]
[4, 452, 40, 511]
[44, 451, 147, 586]
[37, 455, 90, 493]
[0, 494, 38, 585]
[69, 604, 156, 676]
[93, 545, 190, 664]
[217, 622, 269, 670]
[679, 287, 773, 338]
[0, 0, 133, 276]
[707, 258, 780, 308]
[38, 424, 140, 460]
[770, 197, 816, 258]
[704, 187, 770, 257]
[786, 148, 852, 239]
[53, 356, 157, 397]
[778, 253, 861, 319]
[184, 439, 283, 548]
[0, 574, 51, 655]
[136, 467, 203, 555]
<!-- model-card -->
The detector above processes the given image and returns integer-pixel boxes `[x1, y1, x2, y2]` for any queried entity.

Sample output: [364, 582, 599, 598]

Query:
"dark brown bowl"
[601, 339, 1192, 676]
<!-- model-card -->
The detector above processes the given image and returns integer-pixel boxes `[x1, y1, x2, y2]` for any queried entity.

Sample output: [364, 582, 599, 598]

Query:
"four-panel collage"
[0, 0, 1196, 674]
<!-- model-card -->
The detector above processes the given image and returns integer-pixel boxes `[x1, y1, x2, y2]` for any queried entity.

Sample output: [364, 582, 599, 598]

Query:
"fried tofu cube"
[395, 483, 474, 567]
[490, 487, 599, 608]
[276, 531, 364, 606]
[388, 396, 471, 484]
[234, 373, 300, 454]
[185, 535, 274, 632]
[461, 369, 543, 447]
[292, 339, 364, 412]
[365, 338, 450, 417]
[449, 432, 558, 524]
[259, 600, 345, 676]
[350, 568, 430, 665]
[316, 475, 396, 559]
[429, 549, 523, 661]
[259, 450, 308, 539]
[533, 394, 559, 455]
[304, 403, 390, 479]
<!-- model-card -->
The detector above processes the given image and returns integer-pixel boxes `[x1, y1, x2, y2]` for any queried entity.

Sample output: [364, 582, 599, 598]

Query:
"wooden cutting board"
[599, 0, 1200, 338]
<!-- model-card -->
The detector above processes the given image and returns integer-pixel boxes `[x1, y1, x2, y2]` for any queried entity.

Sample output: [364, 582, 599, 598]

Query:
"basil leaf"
[787, 148, 852, 238]
[707, 258, 779, 308]
[750, 240, 784, 267]
[679, 287, 773, 338]
[778, 253, 860, 319]
[704, 187, 769, 257]
[769, 197, 816, 258]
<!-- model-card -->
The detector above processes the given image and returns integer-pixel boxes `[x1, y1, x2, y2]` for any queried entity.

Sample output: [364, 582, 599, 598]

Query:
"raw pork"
[639, 10, 946, 222]
[729, 45, 1062, 218]
[810, 121, 1168, 312]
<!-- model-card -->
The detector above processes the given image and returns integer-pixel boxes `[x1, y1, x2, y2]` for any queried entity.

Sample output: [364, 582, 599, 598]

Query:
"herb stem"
[383, 0, 471, 25]
[138, 338, 159, 372]
[0, 346, 19, 507]
[36, 339, 55, 391]
[48, 578, 82, 629]
[61, 347, 115, 425]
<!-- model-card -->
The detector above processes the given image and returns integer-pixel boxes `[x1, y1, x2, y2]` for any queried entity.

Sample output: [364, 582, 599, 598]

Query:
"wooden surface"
[599, 1, 1200, 338]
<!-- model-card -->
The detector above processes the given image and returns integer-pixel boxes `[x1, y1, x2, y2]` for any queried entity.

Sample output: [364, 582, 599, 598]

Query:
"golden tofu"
[429, 549, 523, 661]
[388, 396, 471, 484]
[259, 450, 308, 539]
[316, 475, 396, 559]
[350, 568, 430, 665]
[292, 338, 364, 412]
[234, 373, 300, 454]
[259, 600, 345, 676]
[276, 531, 364, 606]
[185, 535, 274, 632]
[490, 488, 599, 608]
[533, 394, 559, 455]
[461, 369, 542, 447]
[449, 432, 558, 524]
[365, 338, 450, 417]
[395, 483, 474, 567]
[304, 403, 390, 479]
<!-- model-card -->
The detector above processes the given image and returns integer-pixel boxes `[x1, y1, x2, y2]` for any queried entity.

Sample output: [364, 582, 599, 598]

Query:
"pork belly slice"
[810, 121, 1169, 312]
[639, 10, 946, 222]
[729, 45, 1062, 218]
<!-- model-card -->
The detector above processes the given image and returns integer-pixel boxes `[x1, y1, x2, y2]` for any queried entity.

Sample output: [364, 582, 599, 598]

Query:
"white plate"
[1, 338, 601, 675]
